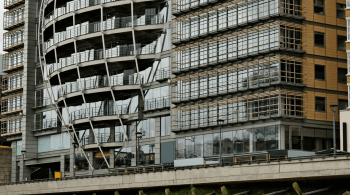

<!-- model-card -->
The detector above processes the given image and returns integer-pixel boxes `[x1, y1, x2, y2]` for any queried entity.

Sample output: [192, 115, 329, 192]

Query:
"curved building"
[1, 0, 349, 182]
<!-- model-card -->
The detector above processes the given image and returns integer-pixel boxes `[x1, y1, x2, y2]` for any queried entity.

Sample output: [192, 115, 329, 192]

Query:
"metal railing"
[4, 0, 24, 8]
[47, 42, 157, 74]
[2, 51, 24, 71]
[80, 132, 124, 145]
[69, 105, 132, 121]
[3, 7, 25, 29]
[44, 12, 163, 50]
[155, 68, 171, 81]
[57, 74, 144, 98]
[3, 29, 24, 50]
[35, 97, 52, 107]
[35, 118, 57, 130]
[144, 96, 170, 111]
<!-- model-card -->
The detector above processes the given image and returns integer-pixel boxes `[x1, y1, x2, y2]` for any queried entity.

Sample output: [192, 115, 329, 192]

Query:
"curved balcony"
[47, 43, 157, 85]
[56, 74, 143, 106]
[69, 106, 140, 130]
[80, 132, 124, 146]
[43, 14, 165, 53]
[43, 0, 162, 27]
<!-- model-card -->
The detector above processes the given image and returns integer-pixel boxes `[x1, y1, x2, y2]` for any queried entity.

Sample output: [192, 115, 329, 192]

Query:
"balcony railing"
[69, 105, 133, 121]
[3, 7, 25, 29]
[35, 118, 57, 131]
[80, 132, 124, 146]
[57, 74, 144, 98]
[144, 96, 170, 111]
[3, 28, 24, 50]
[4, 0, 24, 9]
[47, 42, 157, 74]
[155, 68, 171, 81]
[2, 50, 24, 71]
[35, 97, 52, 107]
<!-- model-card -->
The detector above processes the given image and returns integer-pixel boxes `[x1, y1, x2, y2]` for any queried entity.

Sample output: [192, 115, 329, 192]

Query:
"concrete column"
[20, 159, 31, 181]
[69, 144, 74, 177]
[11, 141, 18, 182]
[22, 0, 38, 160]
[110, 123, 115, 142]
[109, 149, 115, 168]
[131, 122, 137, 166]
[89, 129, 94, 144]
[315, 138, 323, 151]
[60, 154, 65, 175]
[249, 129, 253, 152]
[88, 151, 94, 170]
[155, 117, 161, 164]
[280, 125, 285, 150]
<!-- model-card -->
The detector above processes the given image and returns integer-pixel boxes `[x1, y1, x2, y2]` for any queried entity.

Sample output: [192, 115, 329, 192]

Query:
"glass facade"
[176, 125, 280, 159]
[37, 132, 70, 153]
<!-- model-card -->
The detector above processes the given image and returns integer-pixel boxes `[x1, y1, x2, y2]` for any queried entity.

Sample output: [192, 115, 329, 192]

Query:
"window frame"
[314, 32, 325, 47]
[315, 96, 326, 112]
[314, 0, 325, 15]
[337, 35, 347, 51]
[315, 65, 326, 80]
[338, 67, 347, 83]
[337, 3, 346, 19]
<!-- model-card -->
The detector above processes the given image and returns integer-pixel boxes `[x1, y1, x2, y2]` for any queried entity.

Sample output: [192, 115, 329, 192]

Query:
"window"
[314, 0, 324, 14]
[315, 65, 325, 80]
[337, 3, 346, 19]
[314, 32, 325, 47]
[315, 97, 326, 112]
[338, 68, 347, 83]
[339, 99, 348, 110]
[338, 36, 347, 51]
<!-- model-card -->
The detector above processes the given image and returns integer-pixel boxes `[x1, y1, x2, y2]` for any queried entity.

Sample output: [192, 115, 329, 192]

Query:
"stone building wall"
[0, 147, 12, 183]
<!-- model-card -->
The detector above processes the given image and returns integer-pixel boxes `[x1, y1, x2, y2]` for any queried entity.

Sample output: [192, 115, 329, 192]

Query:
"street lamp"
[330, 104, 338, 155]
[21, 150, 26, 181]
[72, 142, 79, 178]
[136, 131, 143, 166]
[217, 119, 225, 165]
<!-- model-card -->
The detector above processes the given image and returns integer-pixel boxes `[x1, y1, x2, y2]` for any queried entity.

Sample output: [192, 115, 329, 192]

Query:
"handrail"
[144, 96, 170, 111]
[35, 118, 57, 130]
[57, 74, 144, 98]
[69, 104, 133, 121]
[80, 132, 124, 145]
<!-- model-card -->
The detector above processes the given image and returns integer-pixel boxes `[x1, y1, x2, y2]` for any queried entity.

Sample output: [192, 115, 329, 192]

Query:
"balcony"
[2, 49, 24, 72]
[144, 96, 170, 111]
[155, 68, 171, 81]
[80, 132, 124, 146]
[0, 116, 22, 137]
[35, 97, 52, 108]
[69, 105, 133, 121]
[35, 118, 58, 131]
[3, 6, 25, 30]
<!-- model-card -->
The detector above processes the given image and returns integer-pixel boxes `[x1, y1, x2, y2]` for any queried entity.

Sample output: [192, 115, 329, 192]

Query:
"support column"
[89, 129, 94, 144]
[249, 129, 253, 152]
[11, 141, 18, 182]
[110, 123, 115, 142]
[60, 154, 65, 176]
[88, 151, 94, 171]
[20, 159, 31, 181]
[109, 149, 115, 168]
[155, 117, 161, 164]
[69, 143, 74, 177]
[131, 122, 137, 166]
[280, 125, 285, 150]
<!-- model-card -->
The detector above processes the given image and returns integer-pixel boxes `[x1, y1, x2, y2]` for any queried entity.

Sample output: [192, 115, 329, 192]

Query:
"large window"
[176, 125, 280, 159]
[315, 97, 326, 112]
[114, 147, 132, 167]
[38, 132, 70, 153]
[315, 65, 325, 80]
[139, 144, 155, 165]
[314, 0, 324, 14]
[339, 99, 348, 110]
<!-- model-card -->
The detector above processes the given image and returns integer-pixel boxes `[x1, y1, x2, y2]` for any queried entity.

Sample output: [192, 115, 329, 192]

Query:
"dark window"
[314, 32, 325, 47]
[339, 99, 348, 110]
[315, 97, 326, 111]
[337, 3, 346, 19]
[314, 0, 324, 14]
[343, 123, 347, 151]
[338, 36, 347, 51]
[338, 68, 347, 83]
[315, 65, 325, 80]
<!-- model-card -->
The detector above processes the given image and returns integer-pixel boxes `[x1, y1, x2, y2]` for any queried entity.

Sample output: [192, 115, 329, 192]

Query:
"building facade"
[1, 0, 348, 182]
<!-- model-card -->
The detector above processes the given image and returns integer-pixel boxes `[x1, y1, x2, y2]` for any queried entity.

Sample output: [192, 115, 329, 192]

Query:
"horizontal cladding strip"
[44, 0, 161, 28]
[44, 24, 164, 53]
[48, 54, 160, 78]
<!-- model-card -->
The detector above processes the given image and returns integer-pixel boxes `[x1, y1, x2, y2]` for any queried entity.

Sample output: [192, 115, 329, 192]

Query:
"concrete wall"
[1, 156, 350, 195]
[0, 147, 12, 184]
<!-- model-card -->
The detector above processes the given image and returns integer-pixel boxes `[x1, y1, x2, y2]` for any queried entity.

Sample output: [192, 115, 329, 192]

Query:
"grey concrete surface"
[0, 147, 12, 184]
[2, 156, 350, 194]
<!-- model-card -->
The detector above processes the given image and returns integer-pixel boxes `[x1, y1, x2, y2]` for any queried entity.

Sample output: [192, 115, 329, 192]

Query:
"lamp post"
[72, 142, 78, 178]
[20, 150, 26, 181]
[330, 104, 338, 155]
[136, 131, 143, 166]
[217, 119, 225, 165]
